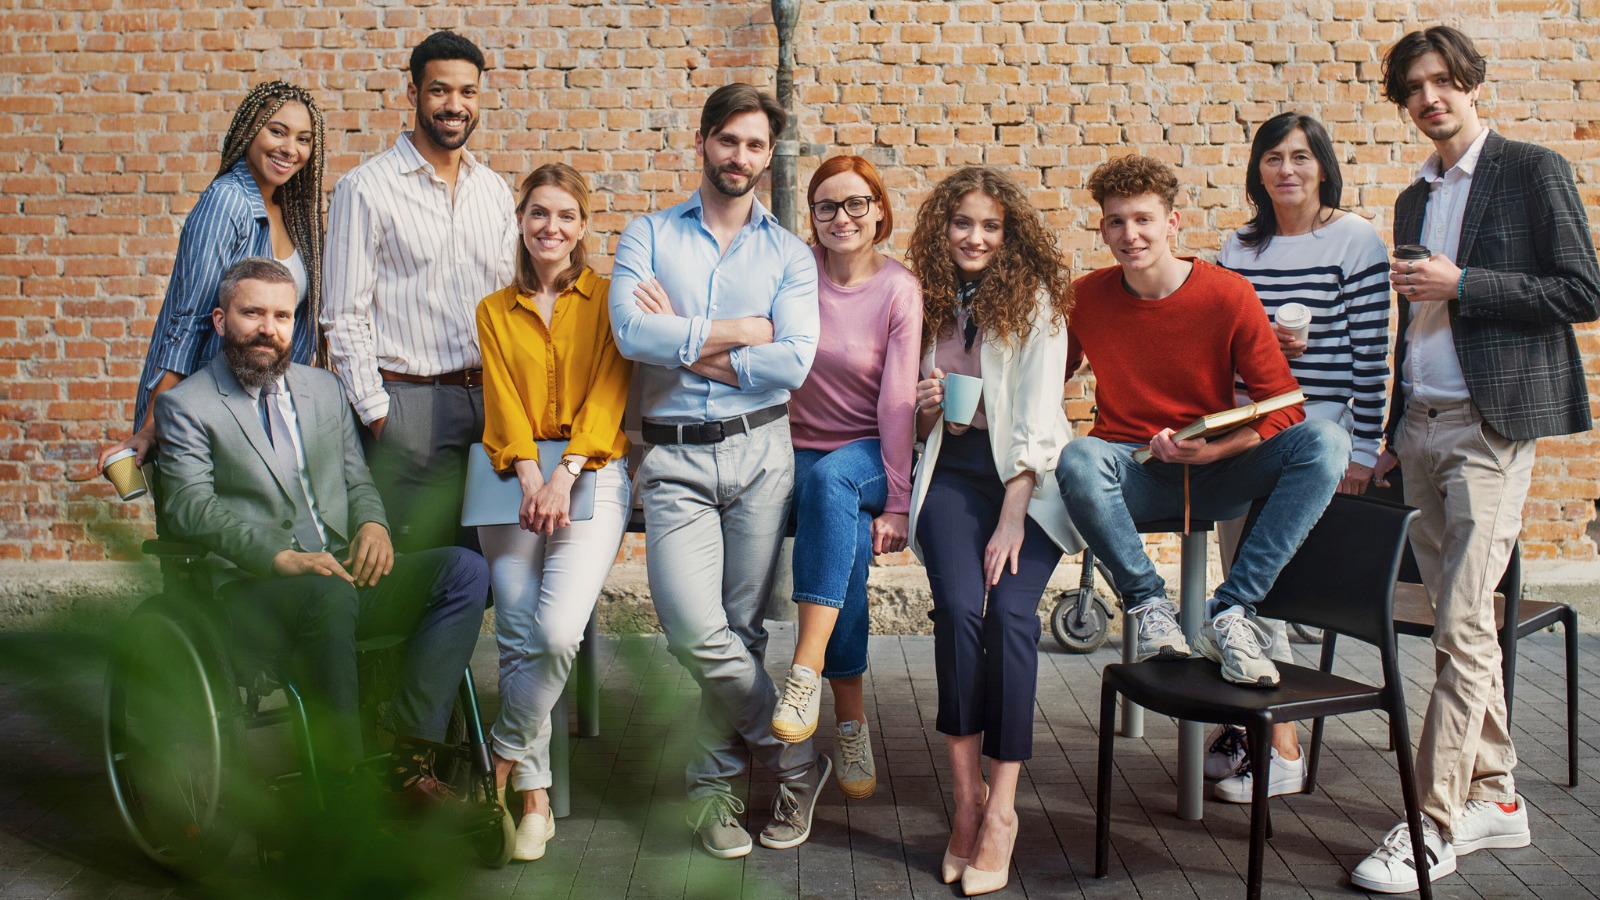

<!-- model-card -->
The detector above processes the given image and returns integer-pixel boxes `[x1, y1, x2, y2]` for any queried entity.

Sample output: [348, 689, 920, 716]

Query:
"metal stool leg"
[549, 689, 571, 819]
[1176, 530, 1207, 821]
[1119, 608, 1144, 738]
[577, 607, 600, 738]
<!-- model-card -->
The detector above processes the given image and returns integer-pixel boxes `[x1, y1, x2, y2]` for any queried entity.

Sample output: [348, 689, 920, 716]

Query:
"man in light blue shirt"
[608, 84, 824, 859]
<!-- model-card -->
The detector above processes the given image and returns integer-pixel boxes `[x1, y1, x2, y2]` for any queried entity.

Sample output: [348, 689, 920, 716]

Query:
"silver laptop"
[461, 441, 596, 527]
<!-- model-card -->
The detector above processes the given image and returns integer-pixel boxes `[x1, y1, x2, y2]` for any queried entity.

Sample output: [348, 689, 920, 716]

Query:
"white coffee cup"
[1275, 302, 1311, 343]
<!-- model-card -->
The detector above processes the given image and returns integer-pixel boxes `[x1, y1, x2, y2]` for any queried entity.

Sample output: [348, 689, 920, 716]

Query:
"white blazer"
[908, 290, 1085, 560]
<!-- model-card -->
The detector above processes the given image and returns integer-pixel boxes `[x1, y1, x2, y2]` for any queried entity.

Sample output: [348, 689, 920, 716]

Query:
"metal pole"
[770, 0, 801, 234]
[1176, 530, 1208, 821]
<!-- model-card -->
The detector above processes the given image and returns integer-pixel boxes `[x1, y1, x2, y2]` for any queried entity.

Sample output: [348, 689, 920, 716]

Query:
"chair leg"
[1390, 704, 1435, 900]
[1565, 607, 1580, 787]
[1501, 620, 1519, 729]
[1095, 685, 1118, 879]
[1247, 718, 1272, 900]
[1306, 634, 1337, 789]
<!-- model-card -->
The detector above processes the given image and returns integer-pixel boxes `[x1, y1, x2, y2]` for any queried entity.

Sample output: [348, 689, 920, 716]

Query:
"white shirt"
[278, 248, 308, 307]
[1402, 127, 1491, 404]
[244, 375, 328, 550]
[321, 132, 519, 425]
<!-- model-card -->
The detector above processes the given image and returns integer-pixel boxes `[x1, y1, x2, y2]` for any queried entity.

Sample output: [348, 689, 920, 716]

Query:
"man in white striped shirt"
[322, 31, 518, 553]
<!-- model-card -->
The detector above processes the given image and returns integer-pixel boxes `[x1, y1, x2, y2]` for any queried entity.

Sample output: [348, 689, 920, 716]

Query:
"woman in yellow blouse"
[476, 163, 632, 862]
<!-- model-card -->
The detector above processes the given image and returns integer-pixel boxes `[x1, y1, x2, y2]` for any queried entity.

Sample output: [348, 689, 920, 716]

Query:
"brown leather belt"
[379, 367, 484, 389]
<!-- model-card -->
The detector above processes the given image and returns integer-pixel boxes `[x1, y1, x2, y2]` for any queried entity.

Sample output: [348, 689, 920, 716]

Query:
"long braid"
[216, 81, 328, 366]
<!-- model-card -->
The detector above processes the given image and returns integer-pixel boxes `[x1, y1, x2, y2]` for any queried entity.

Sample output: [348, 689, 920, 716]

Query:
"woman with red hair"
[768, 156, 922, 802]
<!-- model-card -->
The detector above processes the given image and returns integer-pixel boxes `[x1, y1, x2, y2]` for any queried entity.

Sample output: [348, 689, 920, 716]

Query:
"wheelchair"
[103, 462, 514, 875]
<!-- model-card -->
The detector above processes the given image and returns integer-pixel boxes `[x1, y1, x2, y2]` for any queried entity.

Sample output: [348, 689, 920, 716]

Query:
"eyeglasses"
[810, 195, 875, 222]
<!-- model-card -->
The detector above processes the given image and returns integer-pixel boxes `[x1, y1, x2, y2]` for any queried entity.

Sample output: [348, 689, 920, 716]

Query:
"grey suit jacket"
[1385, 131, 1600, 444]
[154, 355, 388, 576]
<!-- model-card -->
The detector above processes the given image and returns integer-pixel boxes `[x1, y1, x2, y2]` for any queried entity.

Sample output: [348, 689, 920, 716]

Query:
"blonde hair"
[513, 163, 590, 295]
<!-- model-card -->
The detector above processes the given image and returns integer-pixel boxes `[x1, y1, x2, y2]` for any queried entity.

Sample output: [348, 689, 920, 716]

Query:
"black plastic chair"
[1095, 493, 1433, 900]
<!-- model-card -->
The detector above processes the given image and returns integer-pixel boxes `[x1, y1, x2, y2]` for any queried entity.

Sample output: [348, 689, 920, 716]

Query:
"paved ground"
[0, 623, 1594, 899]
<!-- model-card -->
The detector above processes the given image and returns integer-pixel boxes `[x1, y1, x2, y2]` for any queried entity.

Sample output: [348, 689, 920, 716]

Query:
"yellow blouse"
[477, 268, 633, 473]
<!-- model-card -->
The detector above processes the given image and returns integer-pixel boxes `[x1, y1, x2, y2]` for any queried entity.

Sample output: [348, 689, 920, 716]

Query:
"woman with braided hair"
[98, 80, 326, 472]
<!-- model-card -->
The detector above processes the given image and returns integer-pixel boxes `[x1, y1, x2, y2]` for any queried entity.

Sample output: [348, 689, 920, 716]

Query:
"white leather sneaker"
[1195, 606, 1280, 688]
[1204, 725, 1249, 780]
[1130, 601, 1191, 662]
[1452, 795, 1530, 855]
[1350, 816, 1456, 893]
[1212, 745, 1307, 803]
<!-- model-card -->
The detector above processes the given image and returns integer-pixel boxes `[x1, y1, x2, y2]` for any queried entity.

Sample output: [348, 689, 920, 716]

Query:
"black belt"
[642, 404, 787, 445]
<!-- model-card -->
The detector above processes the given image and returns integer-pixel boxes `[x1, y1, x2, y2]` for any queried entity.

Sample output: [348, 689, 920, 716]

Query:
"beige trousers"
[1398, 399, 1534, 837]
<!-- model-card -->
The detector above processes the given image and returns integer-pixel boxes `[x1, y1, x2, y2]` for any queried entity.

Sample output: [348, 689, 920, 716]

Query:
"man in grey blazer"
[155, 257, 489, 800]
[1355, 28, 1600, 893]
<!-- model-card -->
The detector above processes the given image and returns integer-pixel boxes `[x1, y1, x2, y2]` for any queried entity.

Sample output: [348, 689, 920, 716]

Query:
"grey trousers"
[366, 381, 486, 555]
[638, 415, 818, 800]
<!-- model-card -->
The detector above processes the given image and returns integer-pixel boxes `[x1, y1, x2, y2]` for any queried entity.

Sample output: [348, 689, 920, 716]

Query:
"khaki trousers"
[1398, 399, 1534, 837]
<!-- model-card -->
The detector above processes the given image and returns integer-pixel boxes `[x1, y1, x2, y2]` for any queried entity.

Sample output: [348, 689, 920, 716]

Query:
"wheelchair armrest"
[142, 538, 209, 560]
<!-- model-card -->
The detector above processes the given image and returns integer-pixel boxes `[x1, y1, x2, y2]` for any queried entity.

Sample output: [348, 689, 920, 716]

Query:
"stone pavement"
[0, 624, 1595, 899]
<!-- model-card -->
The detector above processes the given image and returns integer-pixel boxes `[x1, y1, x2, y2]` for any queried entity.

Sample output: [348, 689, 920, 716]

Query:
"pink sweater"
[790, 248, 923, 514]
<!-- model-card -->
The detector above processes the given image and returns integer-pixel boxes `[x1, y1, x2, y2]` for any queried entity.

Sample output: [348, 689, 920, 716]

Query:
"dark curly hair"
[905, 167, 1072, 353]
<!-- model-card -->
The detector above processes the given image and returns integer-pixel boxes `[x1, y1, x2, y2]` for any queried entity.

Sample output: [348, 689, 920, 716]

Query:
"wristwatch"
[559, 456, 586, 477]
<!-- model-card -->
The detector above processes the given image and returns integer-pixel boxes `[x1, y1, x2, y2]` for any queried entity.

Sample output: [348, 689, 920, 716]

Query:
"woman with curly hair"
[906, 167, 1082, 895]
[98, 81, 326, 473]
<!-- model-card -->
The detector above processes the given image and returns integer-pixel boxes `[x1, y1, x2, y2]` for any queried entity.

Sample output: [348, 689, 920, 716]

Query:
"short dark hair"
[409, 30, 485, 86]
[218, 257, 296, 310]
[1239, 112, 1344, 253]
[1086, 154, 1181, 211]
[699, 83, 786, 144]
[1382, 26, 1486, 106]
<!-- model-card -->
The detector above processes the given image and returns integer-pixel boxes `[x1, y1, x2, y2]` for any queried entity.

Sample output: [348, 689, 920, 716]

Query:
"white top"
[320, 132, 520, 425]
[278, 248, 308, 307]
[909, 290, 1084, 558]
[243, 375, 328, 549]
[1402, 127, 1492, 404]
[1217, 213, 1392, 467]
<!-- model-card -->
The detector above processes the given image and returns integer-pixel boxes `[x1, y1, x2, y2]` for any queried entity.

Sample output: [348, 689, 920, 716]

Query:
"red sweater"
[1067, 259, 1304, 446]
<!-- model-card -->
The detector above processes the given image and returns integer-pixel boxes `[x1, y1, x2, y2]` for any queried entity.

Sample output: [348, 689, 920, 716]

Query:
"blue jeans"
[792, 439, 886, 679]
[1055, 418, 1349, 616]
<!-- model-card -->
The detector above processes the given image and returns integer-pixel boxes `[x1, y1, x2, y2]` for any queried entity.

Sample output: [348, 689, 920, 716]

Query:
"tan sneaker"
[834, 720, 876, 799]
[771, 664, 822, 743]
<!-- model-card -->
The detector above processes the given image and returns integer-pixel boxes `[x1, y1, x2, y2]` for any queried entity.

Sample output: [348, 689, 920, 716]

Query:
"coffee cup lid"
[1393, 244, 1431, 259]
[104, 448, 138, 465]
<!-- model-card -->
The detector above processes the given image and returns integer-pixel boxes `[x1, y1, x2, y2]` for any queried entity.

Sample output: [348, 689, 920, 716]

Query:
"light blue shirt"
[608, 189, 819, 423]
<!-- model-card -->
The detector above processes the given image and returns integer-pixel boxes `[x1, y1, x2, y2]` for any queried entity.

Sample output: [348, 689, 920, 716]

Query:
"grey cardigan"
[1385, 131, 1600, 444]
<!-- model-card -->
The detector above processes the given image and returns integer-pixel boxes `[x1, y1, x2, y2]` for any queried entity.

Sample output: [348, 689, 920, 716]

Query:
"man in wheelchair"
[152, 257, 490, 803]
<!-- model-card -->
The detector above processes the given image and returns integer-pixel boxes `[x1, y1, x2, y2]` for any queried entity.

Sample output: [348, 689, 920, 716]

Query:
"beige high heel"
[940, 784, 989, 884]
[959, 814, 1018, 896]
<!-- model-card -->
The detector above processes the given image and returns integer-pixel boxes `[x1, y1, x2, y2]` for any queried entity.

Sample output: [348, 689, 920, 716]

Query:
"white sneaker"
[1350, 817, 1456, 893]
[1130, 601, 1190, 662]
[1453, 796, 1530, 855]
[771, 665, 821, 743]
[1195, 606, 1280, 687]
[1212, 745, 1307, 803]
[1204, 725, 1249, 780]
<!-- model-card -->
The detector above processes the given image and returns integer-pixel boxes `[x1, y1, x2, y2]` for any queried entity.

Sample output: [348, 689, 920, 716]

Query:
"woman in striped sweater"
[1210, 110, 1393, 804]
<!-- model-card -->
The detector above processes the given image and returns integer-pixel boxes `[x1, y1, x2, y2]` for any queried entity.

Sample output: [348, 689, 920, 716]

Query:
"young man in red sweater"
[1056, 155, 1348, 690]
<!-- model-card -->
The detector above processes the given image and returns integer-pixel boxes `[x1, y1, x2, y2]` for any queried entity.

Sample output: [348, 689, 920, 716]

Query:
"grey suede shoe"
[687, 792, 752, 859]
[759, 754, 832, 849]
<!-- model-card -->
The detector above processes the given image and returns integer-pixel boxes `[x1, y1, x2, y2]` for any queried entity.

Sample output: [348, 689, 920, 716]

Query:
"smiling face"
[1402, 50, 1482, 143]
[946, 191, 1005, 279]
[1259, 128, 1324, 213]
[811, 171, 882, 256]
[520, 184, 586, 271]
[696, 110, 774, 199]
[1098, 193, 1179, 273]
[244, 100, 313, 191]
[407, 59, 481, 153]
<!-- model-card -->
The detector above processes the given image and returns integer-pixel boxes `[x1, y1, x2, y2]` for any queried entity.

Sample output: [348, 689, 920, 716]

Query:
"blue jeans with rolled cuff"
[1054, 418, 1349, 618]
[791, 439, 886, 680]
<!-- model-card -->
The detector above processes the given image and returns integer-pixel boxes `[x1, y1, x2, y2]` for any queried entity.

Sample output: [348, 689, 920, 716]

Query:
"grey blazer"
[1385, 131, 1600, 444]
[154, 355, 388, 576]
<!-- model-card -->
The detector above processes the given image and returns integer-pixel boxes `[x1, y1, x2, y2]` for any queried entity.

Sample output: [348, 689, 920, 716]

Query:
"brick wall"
[2, 0, 1598, 564]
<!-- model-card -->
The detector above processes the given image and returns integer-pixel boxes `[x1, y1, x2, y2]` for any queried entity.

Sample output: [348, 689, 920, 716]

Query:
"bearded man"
[321, 29, 519, 553]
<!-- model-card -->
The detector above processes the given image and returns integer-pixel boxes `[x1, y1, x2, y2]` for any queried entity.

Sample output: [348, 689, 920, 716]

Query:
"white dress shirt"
[321, 132, 519, 425]
[244, 375, 328, 549]
[1401, 127, 1491, 405]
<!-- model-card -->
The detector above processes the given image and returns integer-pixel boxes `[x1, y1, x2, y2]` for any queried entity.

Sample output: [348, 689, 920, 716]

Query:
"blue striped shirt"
[608, 189, 819, 422]
[133, 160, 314, 429]
[1217, 213, 1393, 467]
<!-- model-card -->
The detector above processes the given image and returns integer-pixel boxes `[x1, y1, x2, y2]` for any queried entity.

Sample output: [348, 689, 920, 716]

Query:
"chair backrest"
[1245, 492, 1419, 650]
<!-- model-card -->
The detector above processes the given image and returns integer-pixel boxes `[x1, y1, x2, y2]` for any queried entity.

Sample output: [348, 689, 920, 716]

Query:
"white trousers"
[480, 459, 630, 792]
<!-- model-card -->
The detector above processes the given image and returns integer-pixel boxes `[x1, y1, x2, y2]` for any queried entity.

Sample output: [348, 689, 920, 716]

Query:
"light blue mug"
[942, 373, 983, 426]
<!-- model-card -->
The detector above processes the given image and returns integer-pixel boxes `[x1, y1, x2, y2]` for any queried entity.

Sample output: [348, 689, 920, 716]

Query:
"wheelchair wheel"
[105, 595, 243, 875]
[1050, 589, 1111, 654]
[468, 788, 515, 868]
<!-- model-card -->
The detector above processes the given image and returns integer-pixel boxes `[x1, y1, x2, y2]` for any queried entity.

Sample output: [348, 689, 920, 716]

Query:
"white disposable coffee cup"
[1275, 302, 1311, 343]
